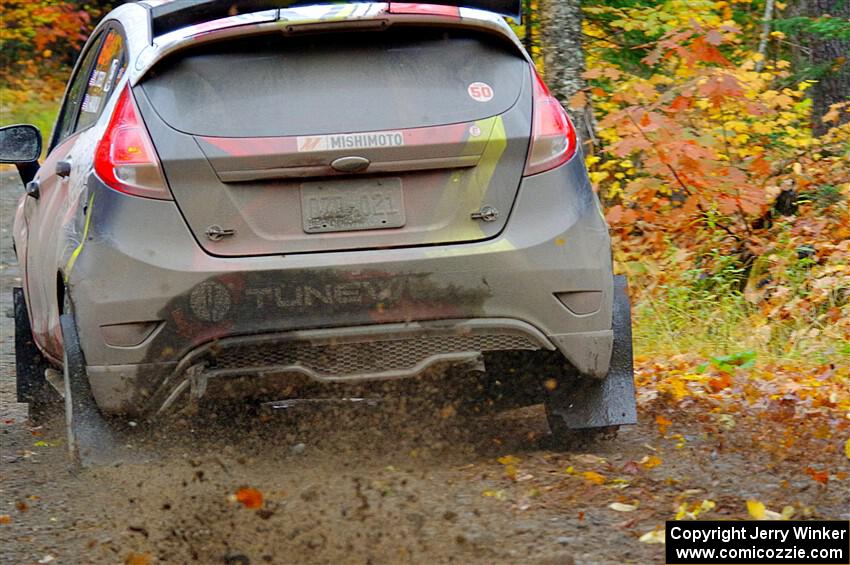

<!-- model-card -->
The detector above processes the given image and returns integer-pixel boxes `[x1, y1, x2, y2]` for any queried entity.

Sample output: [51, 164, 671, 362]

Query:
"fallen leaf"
[677, 499, 716, 519]
[639, 528, 665, 544]
[234, 487, 263, 509]
[655, 415, 672, 434]
[125, 553, 151, 565]
[746, 499, 766, 519]
[497, 455, 521, 466]
[574, 454, 607, 466]
[804, 467, 829, 485]
[622, 460, 641, 474]
[582, 471, 606, 485]
[0, 515, 11, 525]
[746, 500, 782, 520]
[609, 502, 637, 512]
[708, 373, 732, 392]
[641, 455, 663, 469]
[482, 489, 506, 500]
[844, 437, 849, 460]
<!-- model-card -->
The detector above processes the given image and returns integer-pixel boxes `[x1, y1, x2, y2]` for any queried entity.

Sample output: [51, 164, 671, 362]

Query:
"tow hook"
[470, 206, 499, 222]
[205, 225, 236, 241]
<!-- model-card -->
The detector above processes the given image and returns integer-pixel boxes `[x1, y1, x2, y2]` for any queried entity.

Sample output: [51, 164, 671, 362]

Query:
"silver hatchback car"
[2, 0, 635, 455]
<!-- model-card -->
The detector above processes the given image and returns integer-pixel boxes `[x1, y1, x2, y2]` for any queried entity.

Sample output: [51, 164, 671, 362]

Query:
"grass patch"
[0, 86, 61, 151]
[632, 285, 849, 366]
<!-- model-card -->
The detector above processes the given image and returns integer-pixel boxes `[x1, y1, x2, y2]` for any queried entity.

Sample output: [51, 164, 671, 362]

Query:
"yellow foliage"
[746, 499, 766, 519]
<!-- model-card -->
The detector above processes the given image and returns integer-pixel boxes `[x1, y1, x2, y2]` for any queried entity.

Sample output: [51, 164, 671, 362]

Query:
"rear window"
[140, 28, 527, 137]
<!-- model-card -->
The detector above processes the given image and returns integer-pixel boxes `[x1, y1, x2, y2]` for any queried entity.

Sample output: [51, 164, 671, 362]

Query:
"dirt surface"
[1, 169, 848, 565]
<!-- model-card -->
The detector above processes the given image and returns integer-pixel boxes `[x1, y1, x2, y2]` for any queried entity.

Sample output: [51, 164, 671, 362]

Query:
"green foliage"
[773, 16, 850, 41]
[697, 351, 757, 374]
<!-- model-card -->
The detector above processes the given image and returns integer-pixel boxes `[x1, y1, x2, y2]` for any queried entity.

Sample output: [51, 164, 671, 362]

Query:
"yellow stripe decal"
[64, 192, 95, 282]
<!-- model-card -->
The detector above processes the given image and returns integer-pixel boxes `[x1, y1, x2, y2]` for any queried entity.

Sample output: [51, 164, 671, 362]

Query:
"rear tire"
[14, 288, 61, 423]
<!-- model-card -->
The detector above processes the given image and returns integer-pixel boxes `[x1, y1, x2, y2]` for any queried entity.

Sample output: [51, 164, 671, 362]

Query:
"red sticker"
[468, 82, 494, 102]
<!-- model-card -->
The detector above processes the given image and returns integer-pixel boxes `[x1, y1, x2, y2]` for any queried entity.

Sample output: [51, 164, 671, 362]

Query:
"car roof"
[140, 1, 522, 36]
[100, 2, 528, 86]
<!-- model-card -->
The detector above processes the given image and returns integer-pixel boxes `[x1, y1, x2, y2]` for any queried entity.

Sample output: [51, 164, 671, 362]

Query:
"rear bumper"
[69, 156, 614, 414]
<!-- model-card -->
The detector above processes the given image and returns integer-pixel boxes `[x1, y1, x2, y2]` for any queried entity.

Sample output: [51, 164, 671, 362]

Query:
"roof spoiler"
[149, 1, 522, 37]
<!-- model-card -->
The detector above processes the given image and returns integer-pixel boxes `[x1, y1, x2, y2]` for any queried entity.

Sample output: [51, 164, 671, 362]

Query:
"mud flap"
[14, 287, 48, 402]
[60, 313, 128, 467]
[548, 275, 638, 429]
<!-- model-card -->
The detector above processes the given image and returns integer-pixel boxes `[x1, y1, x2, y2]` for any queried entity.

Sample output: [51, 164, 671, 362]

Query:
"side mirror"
[0, 125, 43, 185]
[0, 124, 42, 163]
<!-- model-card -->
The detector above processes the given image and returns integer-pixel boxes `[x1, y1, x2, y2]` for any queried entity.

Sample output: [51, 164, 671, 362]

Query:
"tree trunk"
[539, 0, 595, 148]
[800, 0, 850, 135]
[755, 0, 776, 72]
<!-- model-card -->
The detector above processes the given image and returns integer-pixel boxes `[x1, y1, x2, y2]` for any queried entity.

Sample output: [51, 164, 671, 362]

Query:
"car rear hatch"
[135, 26, 532, 256]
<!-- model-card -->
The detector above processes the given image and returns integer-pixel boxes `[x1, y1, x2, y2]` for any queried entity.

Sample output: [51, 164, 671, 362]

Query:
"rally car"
[0, 0, 636, 460]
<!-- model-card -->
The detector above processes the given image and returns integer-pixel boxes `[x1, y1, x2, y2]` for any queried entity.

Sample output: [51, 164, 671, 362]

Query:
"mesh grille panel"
[209, 333, 538, 377]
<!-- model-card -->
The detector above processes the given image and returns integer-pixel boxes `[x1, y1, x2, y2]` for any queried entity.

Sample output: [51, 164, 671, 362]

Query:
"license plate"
[301, 178, 405, 233]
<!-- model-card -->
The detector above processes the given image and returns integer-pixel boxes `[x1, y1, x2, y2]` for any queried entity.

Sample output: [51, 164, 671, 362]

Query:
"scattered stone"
[223, 553, 250, 565]
[542, 554, 576, 565]
[467, 532, 496, 547]
[300, 485, 319, 502]
[406, 512, 425, 531]
[256, 508, 275, 520]
[127, 525, 149, 538]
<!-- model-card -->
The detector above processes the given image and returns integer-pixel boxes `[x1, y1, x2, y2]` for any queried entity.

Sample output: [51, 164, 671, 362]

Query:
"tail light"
[524, 67, 578, 176]
[94, 86, 171, 199]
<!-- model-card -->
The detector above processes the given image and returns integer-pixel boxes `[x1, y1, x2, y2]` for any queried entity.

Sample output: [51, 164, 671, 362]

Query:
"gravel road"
[1, 169, 847, 565]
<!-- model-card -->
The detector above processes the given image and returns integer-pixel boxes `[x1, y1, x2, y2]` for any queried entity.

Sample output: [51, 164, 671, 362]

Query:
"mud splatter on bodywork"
[134, 269, 492, 413]
[147, 269, 492, 360]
